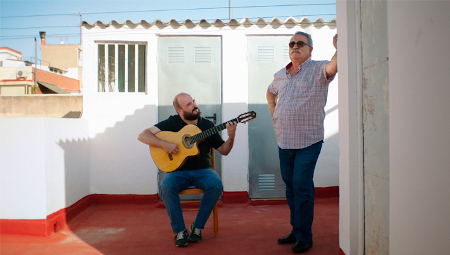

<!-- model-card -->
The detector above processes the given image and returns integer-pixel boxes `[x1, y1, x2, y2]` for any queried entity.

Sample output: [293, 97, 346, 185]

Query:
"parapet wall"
[0, 95, 82, 118]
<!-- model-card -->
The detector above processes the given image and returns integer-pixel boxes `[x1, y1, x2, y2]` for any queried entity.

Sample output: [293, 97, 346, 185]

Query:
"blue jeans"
[278, 141, 323, 243]
[160, 168, 223, 233]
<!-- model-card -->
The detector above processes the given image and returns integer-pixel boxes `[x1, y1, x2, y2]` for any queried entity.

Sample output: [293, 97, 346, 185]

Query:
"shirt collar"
[285, 58, 312, 73]
[286, 62, 293, 70]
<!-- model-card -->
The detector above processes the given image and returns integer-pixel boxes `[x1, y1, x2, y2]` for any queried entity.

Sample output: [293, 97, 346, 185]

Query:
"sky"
[0, 0, 336, 62]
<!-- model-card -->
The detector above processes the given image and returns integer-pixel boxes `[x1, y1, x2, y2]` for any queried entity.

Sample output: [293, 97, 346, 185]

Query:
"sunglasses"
[289, 41, 310, 48]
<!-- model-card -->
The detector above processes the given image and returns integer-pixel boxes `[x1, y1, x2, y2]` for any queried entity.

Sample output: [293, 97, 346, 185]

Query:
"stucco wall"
[81, 19, 339, 195]
[337, 1, 364, 254]
[0, 95, 82, 118]
[388, 1, 450, 254]
[338, 1, 450, 254]
[0, 118, 90, 219]
[40, 44, 80, 70]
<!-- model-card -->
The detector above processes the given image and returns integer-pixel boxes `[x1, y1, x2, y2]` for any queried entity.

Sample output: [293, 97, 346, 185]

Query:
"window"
[98, 43, 146, 93]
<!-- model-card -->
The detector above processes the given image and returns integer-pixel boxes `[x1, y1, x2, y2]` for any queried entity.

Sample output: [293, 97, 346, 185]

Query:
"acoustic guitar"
[150, 111, 256, 172]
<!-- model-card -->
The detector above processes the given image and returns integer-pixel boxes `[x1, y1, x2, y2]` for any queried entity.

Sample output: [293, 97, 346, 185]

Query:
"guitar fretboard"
[191, 118, 238, 143]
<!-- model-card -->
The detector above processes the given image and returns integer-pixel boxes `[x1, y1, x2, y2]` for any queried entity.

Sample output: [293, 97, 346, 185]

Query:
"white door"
[247, 35, 291, 198]
[157, 36, 222, 198]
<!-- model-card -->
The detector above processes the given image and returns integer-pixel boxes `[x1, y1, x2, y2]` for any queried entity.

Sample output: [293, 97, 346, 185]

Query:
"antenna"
[71, 11, 88, 45]
[54, 36, 68, 44]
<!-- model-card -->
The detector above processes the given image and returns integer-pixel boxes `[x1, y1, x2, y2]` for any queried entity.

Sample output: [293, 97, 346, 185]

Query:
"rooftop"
[1, 197, 339, 255]
[81, 17, 336, 29]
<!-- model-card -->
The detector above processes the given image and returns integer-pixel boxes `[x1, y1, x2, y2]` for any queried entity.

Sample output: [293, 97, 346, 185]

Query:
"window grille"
[98, 43, 146, 93]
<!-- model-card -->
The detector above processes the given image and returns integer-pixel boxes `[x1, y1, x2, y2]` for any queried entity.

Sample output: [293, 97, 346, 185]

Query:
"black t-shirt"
[155, 115, 225, 171]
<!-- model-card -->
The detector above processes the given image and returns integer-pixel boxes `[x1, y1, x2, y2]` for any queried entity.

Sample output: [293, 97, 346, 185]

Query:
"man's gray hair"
[291, 31, 313, 48]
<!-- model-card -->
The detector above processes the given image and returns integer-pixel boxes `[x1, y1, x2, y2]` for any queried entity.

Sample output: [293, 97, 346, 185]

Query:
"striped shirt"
[268, 58, 335, 149]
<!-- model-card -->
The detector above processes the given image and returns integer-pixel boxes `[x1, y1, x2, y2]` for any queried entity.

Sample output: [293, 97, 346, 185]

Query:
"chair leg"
[213, 203, 219, 236]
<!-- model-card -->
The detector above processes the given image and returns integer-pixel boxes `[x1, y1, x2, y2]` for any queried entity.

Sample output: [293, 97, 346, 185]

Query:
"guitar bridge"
[167, 153, 173, 161]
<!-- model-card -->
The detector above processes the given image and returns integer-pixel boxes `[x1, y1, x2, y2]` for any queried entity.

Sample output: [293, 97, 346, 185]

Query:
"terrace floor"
[1, 197, 339, 255]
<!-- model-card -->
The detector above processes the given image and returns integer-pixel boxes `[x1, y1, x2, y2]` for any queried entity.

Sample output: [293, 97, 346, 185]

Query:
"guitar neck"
[191, 118, 238, 143]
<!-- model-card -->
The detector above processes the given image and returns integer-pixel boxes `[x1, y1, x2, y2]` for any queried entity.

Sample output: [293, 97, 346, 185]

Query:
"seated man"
[138, 92, 237, 247]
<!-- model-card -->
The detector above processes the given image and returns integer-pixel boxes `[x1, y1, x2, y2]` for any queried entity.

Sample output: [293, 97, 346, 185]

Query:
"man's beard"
[182, 107, 201, 120]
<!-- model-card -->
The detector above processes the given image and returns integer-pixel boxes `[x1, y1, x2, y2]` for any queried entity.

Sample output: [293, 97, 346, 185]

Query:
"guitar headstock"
[237, 111, 257, 124]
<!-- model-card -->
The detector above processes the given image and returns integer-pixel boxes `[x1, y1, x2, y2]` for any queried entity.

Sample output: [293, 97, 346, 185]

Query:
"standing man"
[266, 32, 337, 253]
[138, 93, 237, 247]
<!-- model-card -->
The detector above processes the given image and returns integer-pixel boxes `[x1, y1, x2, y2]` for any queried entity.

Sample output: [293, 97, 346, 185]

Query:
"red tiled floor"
[1, 197, 338, 255]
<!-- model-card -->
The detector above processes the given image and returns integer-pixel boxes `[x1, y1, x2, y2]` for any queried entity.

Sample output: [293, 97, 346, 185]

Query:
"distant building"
[0, 44, 81, 95]
[0, 47, 25, 67]
[39, 31, 83, 87]
[0, 47, 34, 95]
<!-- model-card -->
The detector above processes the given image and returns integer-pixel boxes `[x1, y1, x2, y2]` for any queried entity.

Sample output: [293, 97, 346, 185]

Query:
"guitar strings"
[190, 111, 255, 143]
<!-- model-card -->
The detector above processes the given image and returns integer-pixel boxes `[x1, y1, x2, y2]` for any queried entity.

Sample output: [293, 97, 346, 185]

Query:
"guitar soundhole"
[182, 134, 194, 149]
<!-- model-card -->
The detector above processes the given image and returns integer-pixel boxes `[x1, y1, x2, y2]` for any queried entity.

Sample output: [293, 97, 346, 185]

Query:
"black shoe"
[292, 241, 313, 253]
[175, 229, 189, 247]
[188, 223, 202, 243]
[278, 233, 297, 244]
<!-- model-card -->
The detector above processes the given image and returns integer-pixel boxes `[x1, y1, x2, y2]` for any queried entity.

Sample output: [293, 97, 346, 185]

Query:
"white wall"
[84, 95, 158, 194]
[338, 1, 450, 254]
[0, 66, 32, 80]
[64, 67, 79, 80]
[337, 1, 364, 254]
[81, 19, 340, 195]
[0, 118, 90, 219]
[221, 29, 250, 192]
[0, 49, 25, 68]
[1, 119, 47, 219]
[388, 1, 450, 254]
[81, 26, 161, 195]
[44, 119, 91, 214]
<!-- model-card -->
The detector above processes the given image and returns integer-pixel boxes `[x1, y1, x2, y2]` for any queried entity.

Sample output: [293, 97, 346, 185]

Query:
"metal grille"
[257, 46, 275, 63]
[194, 47, 212, 63]
[167, 47, 185, 63]
[258, 174, 276, 191]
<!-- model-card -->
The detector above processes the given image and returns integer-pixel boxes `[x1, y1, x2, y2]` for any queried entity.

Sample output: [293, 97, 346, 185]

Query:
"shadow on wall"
[59, 103, 158, 199]
[89, 105, 158, 196]
[57, 104, 158, 253]
[62, 111, 82, 118]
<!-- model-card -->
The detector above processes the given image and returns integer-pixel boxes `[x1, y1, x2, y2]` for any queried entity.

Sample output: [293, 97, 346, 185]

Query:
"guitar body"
[149, 111, 256, 173]
[150, 124, 202, 172]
